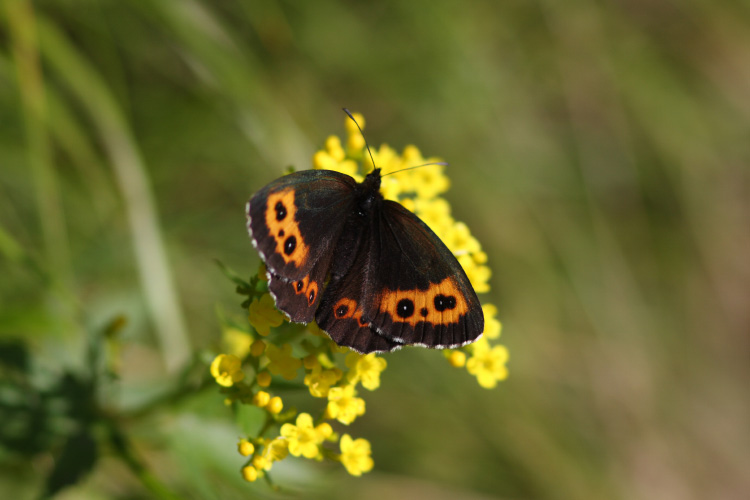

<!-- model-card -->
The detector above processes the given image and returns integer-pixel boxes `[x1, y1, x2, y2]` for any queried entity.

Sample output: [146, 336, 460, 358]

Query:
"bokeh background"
[2, 1, 750, 499]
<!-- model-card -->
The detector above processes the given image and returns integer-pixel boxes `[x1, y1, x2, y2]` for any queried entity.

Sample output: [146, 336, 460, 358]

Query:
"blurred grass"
[1, 0, 749, 499]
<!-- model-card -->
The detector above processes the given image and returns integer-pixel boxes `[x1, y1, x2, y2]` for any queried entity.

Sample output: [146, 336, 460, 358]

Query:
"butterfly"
[246, 124, 484, 354]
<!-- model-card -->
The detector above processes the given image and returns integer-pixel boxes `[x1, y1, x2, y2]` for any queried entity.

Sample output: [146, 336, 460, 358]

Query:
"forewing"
[247, 169, 355, 281]
[248, 170, 355, 323]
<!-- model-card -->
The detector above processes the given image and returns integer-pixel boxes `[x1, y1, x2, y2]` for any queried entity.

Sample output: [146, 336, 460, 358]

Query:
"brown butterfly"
[246, 114, 484, 353]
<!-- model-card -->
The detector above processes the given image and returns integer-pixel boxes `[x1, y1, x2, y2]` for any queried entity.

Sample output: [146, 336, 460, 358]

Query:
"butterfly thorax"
[353, 168, 383, 217]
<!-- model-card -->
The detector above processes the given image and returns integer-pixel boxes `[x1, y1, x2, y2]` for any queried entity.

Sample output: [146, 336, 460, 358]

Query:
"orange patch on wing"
[333, 298, 368, 326]
[264, 189, 309, 267]
[378, 277, 468, 326]
[306, 281, 319, 306]
[292, 275, 319, 306]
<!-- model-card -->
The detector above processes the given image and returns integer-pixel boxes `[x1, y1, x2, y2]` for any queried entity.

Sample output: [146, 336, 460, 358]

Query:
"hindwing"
[268, 253, 328, 324]
[362, 201, 484, 348]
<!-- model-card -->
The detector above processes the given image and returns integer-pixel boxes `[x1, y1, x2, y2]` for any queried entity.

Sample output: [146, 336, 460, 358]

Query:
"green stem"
[256, 414, 276, 438]
[263, 471, 279, 491]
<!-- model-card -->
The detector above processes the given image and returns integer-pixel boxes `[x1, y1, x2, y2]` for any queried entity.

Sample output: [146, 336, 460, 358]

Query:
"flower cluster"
[211, 325, 379, 483]
[212, 112, 508, 485]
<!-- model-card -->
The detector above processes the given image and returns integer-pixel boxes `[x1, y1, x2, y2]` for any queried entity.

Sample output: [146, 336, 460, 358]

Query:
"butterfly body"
[247, 168, 483, 353]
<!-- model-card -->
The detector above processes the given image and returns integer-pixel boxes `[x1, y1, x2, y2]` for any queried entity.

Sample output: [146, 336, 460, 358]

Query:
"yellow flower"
[250, 339, 266, 357]
[266, 396, 283, 414]
[256, 371, 271, 387]
[411, 163, 450, 200]
[248, 293, 284, 336]
[345, 352, 387, 390]
[265, 343, 302, 381]
[317, 422, 333, 440]
[263, 437, 289, 464]
[304, 365, 343, 398]
[280, 413, 329, 459]
[221, 327, 252, 358]
[446, 222, 480, 253]
[250, 438, 289, 473]
[339, 434, 374, 476]
[252, 455, 270, 471]
[413, 198, 451, 232]
[326, 135, 346, 161]
[238, 439, 255, 457]
[241, 465, 258, 482]
[466, 343, 509, 389]
[326, 384, 365, 425]
[210, 354, 244, 387]
[313, 136, 359, 178]
[302, 354, 320, 370]
[474, 250, 488, 264]
[447, 350, 466, 368]
[252, 390, 270, 407]
[469, 334, 489, 352]
[458, 254, 491, 293]
[482, 304, 502, 339]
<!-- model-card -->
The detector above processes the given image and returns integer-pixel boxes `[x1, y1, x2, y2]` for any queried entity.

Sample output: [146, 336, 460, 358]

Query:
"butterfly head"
[360, 167, 382, 194]
[354, 168, 383, 216]
[364, 167, 382, 184]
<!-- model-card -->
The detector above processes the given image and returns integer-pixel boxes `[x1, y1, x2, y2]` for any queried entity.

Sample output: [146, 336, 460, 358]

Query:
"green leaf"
[43, 430, 98, 498]
[214, 258, 252, 289]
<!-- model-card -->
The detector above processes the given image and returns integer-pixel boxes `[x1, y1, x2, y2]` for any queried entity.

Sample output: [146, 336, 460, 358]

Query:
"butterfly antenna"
[343, 108, 378, 172]
[380, 161, 449, 177]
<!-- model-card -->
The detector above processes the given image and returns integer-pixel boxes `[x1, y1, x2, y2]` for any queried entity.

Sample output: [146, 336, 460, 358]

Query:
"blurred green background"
[2, 1, 749, 499]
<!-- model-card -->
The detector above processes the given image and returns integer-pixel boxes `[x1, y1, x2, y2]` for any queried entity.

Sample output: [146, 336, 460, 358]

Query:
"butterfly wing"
[267, 257, 328, 323]
[362, 200, 484, 348]
[315, 199, 483, 352]
[315, 227, 403, 353]
[247, 170, 356, 322]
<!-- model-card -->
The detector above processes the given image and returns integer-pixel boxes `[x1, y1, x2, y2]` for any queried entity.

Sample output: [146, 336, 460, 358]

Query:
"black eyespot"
[274, 201, 287, 221]
[284, 236, 296, 255]
[434, 294, 457, 312]
[278, 229, 285, 237]
[420, 308, 428, 317]
[396, 299, 415, 318]
[296, 281, 303, 292]
[308, 289, 315, 304]
[335, 305, 349, 318]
